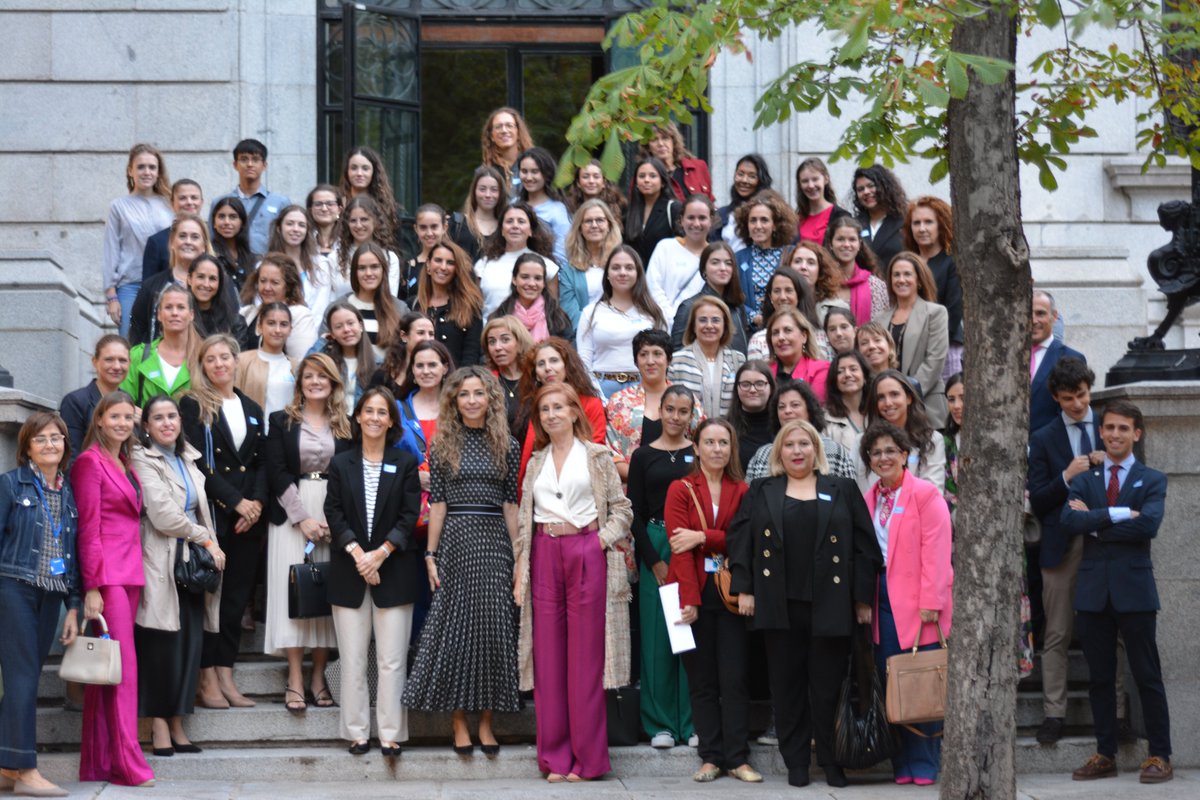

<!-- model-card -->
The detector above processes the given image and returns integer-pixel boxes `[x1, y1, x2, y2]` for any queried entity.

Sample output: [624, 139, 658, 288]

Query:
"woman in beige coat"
[514, 383, 632, 782]
[131, 396, 225, 757]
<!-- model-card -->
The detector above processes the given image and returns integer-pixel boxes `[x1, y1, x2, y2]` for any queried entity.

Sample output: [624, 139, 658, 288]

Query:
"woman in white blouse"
[646, 195, 715, 322]
[475, 202, 559, 319]
[576, 246, 666, 399]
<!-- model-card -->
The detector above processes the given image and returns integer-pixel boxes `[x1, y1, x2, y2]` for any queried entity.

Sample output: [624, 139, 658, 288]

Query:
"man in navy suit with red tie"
[1061, 400, 1172, 784]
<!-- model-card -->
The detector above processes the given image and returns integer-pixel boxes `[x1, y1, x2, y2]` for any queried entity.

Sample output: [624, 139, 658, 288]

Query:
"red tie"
[878, 484, 898, 528]
[1106, 465, 1121, 506]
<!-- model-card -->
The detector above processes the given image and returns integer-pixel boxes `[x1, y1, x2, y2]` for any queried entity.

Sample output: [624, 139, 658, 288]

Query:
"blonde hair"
[768, 419, 828, 477]
[187, 334, 241, 426]
[429, 367, 512, 479]
[125, 143, 171, 199]
[682, 295, 734, 348]
[284, 353, 351, 439]
[564, 198, 623, 271]
[481, 315, 534, 371]
[766, 307, 821, 361]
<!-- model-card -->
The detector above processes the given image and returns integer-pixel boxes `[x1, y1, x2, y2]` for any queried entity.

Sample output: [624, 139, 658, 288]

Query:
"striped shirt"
[362, 458, 382, 541]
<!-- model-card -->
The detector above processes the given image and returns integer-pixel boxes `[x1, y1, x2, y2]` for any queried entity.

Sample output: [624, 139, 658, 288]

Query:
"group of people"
[0, 115, 1172, 796]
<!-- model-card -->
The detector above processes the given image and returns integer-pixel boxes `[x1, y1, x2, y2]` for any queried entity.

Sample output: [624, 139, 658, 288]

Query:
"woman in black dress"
[627, 384, 699, 750]
[403, 366, 521, 756]
[624, 157, 680, 267]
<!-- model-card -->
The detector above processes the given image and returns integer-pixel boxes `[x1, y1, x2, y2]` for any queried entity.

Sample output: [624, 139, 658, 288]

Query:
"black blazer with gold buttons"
[180, 390, 268, 538]
[729, 473, 881, 636]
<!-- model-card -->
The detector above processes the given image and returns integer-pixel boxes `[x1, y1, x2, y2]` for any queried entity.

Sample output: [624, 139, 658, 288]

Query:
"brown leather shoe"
[1139, 756, 1173, 784]
[1072, 754, 1117, 781]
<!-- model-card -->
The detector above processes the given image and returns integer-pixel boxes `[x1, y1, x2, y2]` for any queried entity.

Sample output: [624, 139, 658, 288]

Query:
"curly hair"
[902, 195, 954, 256]
[480, 201, 557, 262]
[481, 107, 534, 172]
[794, 157, 838, 217]
[636, 122, 694, 169]
[565, 159, 628, 219]
[417, 239, 484, 329]
[516, 337, 597, 436]
[337, 195, 398, 280]
[783, 240, 842, 304]
[243, 252, 305, 306]
[734, 190, 797, 249]
[283, 352, 351, 439]
[339, 146, 401, 225]
[429, 366, 512, 479]
[851, 164, 909, 219]
[565, 198, 623, 270]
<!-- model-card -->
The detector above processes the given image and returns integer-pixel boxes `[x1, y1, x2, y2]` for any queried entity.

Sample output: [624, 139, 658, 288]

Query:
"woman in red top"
[639, 123, 714, 202]
[766, 308, 830, 403]
[664, 418, 757, 784]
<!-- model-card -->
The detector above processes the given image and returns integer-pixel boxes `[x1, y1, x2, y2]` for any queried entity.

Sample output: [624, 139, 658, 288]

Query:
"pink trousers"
[79, 585, 154, 786]
[531, 530, 610, 778]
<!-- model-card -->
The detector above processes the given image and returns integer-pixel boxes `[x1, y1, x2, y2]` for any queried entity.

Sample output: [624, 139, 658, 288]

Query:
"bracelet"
[106, 296, 119, 303]
[424, 550, 438, 559]
[203, 539, 217, 549]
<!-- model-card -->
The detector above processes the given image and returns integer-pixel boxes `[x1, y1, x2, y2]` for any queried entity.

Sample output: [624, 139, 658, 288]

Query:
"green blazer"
[120, 340, 191, 405]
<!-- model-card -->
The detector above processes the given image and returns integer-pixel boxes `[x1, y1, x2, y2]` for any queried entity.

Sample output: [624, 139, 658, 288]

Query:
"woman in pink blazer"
[71, 391, 155, 787]
[861, 420, 953, 786]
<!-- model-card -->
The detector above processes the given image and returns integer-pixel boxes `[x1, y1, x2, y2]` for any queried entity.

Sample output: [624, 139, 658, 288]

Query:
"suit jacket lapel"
[1116, 461, 1144, 506]
[104, 451, 140, 513]
[765, 477, 785, 551]
[815, 475, 835, 545]
[1033, 340, 1060, 390]
[346, 450, 367, 536]
[901, 300, 927, 375]
[370, 451, 398, 536]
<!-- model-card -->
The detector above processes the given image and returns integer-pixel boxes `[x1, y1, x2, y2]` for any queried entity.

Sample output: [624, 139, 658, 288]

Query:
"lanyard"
[171, 455, 193, 513]
[32, 472, 63, 541]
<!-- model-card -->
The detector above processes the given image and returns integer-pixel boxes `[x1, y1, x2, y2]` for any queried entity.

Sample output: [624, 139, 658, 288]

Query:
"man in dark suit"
[1028, 358, 1128, 744]
[1061, 400, 1172, 784]
[141, 178, 205, 281]
[1029, 289, 1086, 433]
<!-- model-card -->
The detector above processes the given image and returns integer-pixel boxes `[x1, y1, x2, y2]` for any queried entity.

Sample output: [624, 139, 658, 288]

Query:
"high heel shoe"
[451, 735, 474, 757]
[480, 743, 500, 757]
[171, 739, 202, 754]
[151, 745, 175, 757]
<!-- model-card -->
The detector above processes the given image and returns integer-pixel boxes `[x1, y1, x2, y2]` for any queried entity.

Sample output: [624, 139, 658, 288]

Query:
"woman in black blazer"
[728, 419, 882, 789]
[625, 157, 681, 267]
[323, 386, 422, 757]
[180, 333, 268, 709]
[851, 165, 908, 268]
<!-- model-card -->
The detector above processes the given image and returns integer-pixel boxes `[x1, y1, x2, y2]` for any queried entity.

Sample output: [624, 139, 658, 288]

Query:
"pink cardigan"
[776, 356, 831, 404]
[866, 469, 953, 650]
[71, 444, 146, 590]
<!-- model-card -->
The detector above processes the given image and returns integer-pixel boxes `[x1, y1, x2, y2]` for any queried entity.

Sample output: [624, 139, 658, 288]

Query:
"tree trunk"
[941, 5, 1029, 800]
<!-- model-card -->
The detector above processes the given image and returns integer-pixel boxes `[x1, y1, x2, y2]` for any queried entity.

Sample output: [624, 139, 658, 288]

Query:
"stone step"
[1019, 651, 1091, 690]
[36, 689, 1093, 747]
[40, 658, 290, 702]
[30, 737, 1149, 785]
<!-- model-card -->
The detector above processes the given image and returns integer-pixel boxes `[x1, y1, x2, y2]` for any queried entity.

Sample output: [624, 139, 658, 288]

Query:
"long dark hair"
[491, 252, 572, 334]
[396, 340, 455, 401]
[210, 196, 255, 290]
[349, 242, 400, 349]
[727, 154, 772, 210]
[516, 147, 565, 204]
[866, 369, 934, 468]
[339, 146, 401, 225]
[188, 254, 241, 337]
[944, 372, 964, 437]
[824, 350, 871, 419]
[624, 157, 673, 241]
[139, 395, 188, 455]
[761, 267, 819, 330]
[588, 245, 666, 331]
[850, 164, 909, 219]
[698, 241, 745, 310]
[480, 201, 556, 261]
[566, 159, 627, 218]
[337, 195, 398, 279]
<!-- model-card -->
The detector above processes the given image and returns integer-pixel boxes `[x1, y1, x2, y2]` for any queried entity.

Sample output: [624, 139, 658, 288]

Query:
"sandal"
[310, 686, 337, 708]
[284, 687, 307, 713]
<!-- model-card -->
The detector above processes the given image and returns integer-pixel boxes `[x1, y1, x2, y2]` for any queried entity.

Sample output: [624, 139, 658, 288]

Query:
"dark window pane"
[419, 49, 508, 211]
[354, 12, 419, 104]
[323, 20, 344, 105]
[356, 104, 420, 216]
[521, 52, 604, 163]
[323, 113, 344, 186]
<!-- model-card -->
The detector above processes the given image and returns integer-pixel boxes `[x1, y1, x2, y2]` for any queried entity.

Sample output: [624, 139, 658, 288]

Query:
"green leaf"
[1035, 0, 1062, 28]
[1038, 161, 1059, 190]
[945, 54, 969, 99]
[600, 128, 625, 180]
[916, 77, 951, 109]
[837, 13, 870, 62]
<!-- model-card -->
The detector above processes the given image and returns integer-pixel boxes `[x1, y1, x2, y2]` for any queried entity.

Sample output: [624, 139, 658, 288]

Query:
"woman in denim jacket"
[0, 412, 82, 797]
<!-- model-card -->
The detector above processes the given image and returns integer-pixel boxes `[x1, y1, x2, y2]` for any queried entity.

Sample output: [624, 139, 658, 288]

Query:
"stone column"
[1091, 381, 1200, 767]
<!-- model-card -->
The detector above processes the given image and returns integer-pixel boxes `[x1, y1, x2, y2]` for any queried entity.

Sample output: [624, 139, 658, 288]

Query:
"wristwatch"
[344, 543, 358, 555]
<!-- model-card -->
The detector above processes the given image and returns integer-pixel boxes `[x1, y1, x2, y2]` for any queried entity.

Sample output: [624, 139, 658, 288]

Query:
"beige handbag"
[59, 613, 122, 686]
[884, 621, 947, 736]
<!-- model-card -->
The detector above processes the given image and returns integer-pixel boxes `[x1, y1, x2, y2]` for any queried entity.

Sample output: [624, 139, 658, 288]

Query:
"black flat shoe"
[824, 764, 848, 787]
[348, 740, 371, 755]
[171, 740, 202, 754]
[452, 736, 475, 757]
[480, 743, 500, 757]
[381, 743, 403, 757]
[152, 746, 175, 757]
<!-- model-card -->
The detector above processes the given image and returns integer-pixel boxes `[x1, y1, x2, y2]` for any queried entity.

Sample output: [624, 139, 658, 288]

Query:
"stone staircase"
[30, 629, 1148, 783]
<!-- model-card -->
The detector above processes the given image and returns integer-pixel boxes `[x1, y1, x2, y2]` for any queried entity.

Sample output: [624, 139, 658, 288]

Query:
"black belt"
[301, 472, 328, 481]
[446, 503, 503, 517]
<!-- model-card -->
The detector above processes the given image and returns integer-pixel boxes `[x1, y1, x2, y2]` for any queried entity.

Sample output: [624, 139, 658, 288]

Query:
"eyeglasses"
[868, 447, 904, 459]
[582, 218, 608, 227]
[492, 122, 517, 131]
[737, 380, 770, 391]
[32, 435, 66, 446]
[311, 200, 338, 209]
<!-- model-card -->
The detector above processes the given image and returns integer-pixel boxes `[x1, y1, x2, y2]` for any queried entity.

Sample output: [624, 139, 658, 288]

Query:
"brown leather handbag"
[681, 481, 739, 614]
[885, 621, 948, 736]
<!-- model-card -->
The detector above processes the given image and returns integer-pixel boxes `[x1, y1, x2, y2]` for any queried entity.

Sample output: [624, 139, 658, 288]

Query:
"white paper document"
[659, 582, 696, 654]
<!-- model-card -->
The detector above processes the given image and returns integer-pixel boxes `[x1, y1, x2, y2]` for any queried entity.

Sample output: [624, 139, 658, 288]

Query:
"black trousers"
[137, 584, 204, 717]
[681, 580, 750, 769]
[762, 599, 850, 769]
[1076, 602, 1171, 759]
[202, 531, 262, 667]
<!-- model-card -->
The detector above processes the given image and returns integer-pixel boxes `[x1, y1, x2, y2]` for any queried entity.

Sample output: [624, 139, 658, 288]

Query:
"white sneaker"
[757, 723, 778, 746]
[688, 734, 699, 747]
[650, 731, 676, 749]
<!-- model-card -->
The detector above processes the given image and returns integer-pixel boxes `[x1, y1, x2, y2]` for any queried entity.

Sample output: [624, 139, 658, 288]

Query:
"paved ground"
[33, 771, 1199, 799]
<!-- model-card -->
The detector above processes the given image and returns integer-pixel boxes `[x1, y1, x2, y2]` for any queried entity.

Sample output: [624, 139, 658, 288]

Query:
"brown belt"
[537, 519, 599, 537]
[594, 371, 637, 383]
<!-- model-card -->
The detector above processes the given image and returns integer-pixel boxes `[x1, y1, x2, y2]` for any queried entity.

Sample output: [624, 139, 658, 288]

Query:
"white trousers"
[331, 597, 413, 743]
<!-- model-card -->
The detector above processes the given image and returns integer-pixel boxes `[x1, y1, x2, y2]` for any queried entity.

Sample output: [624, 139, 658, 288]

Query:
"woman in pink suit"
[860, 420, 953, 786]
[72, 391, 155, 788]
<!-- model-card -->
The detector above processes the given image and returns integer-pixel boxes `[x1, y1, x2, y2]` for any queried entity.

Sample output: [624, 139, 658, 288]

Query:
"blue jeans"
[875, 572, 942, 781]
[0, 577, 65, 769]
[115, 282, 141, 338]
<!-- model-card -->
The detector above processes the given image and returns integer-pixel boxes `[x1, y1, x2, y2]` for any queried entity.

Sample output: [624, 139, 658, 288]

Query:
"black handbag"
[605, 685, 641, 746]
[834, 625, 900, 769]
[174, 539, 221, 595]
[288, 554, 332, 619]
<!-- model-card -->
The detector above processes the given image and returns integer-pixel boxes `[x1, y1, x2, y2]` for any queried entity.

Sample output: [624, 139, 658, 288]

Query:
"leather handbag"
[885, 621, 948, 736]
[834, 625, 900, 768]
[60, 614, 122, 686]
[288, 553, 332, 619]
[174, 539, 221, 595]
[605, 685, 641, 746]
[681, 481, 739, 614]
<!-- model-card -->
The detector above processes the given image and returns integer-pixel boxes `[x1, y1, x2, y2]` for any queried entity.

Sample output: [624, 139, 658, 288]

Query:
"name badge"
[382, 463, 397, 474]
[248, 416, 259, 425]
[1133, 480, 1143, 488]
[266, 205, 279, 214]
[892, 506, 905, 515]
[683, 455, 694, 464]
[818, 492, 832, 502]
[50, 558, 66, 576]
[704, 557, 720, 573]
[304, 541, 315, 556]
[148, 370, 161, 378]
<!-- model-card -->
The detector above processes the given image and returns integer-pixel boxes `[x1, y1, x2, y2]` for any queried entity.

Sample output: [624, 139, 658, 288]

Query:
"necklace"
[663, 443, 687, 463]
[498, 374, 518, 398]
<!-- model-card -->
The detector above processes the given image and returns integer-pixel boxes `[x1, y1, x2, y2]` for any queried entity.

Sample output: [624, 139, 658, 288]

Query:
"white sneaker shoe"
[688, 734, 699, 747]
[650, 731, 676, 749]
